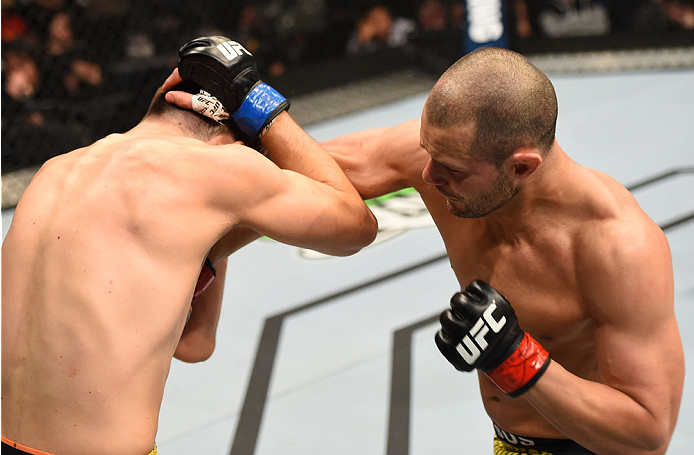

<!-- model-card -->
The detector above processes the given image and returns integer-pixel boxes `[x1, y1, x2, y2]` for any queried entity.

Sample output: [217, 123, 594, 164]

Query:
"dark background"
[2, 0, 693, 174]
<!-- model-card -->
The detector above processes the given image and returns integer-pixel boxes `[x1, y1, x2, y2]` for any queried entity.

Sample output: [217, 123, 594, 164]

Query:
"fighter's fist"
[435, 280, 550, 397]
[178, 36, 289, 144]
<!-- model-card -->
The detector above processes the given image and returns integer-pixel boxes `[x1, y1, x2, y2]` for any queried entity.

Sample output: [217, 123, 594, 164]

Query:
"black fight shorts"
[493, 424, 596, 454]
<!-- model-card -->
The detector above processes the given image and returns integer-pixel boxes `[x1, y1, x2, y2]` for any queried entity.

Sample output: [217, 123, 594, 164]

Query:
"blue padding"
[232, 82, 287, 138]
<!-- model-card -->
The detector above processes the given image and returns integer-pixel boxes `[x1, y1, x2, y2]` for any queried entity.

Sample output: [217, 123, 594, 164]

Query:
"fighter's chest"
[446, 237, 592, 344]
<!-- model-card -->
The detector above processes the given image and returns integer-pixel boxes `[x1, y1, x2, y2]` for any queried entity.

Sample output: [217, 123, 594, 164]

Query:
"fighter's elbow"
[341, 210, 378, 256]
[638, 426, 670, 453]
[174, 337, 216, 363]
[627, 417, 671, 453]
[359, 210, 379, 248]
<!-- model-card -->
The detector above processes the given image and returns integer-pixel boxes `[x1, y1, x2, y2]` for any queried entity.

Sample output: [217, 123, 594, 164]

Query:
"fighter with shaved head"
[328, 47, 684, 455]
[171, 46, 685, 454]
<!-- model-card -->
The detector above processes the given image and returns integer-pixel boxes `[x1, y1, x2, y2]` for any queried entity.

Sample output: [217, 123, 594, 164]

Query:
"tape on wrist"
[192, 90, 230, 123]
[232, 82, 289, 139]
[485, 332, 550, 397]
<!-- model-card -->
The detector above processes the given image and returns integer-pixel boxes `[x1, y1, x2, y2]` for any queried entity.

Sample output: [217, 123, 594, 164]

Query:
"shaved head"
[425, 47, 557, 165]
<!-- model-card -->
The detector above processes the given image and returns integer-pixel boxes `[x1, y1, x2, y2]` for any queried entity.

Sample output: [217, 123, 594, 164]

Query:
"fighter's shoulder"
[390, 119, 424, 153]
[132, 137, 266, 170]
[573, 194, 670, 304]
[577, 205, 664, 261]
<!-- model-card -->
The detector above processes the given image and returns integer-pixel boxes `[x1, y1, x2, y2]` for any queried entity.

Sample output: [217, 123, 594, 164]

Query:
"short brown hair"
[425, 47, 557, 165]
[144, 82, 233, 142]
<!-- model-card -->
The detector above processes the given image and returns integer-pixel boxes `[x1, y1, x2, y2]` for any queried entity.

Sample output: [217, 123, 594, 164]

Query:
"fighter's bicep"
[238, 169, 351, 246]
[582, 231, 681, 417]
[321, 119, 427, 199]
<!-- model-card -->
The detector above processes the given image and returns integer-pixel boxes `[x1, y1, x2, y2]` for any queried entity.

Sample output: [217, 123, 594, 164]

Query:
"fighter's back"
[1, 133, 233, 455]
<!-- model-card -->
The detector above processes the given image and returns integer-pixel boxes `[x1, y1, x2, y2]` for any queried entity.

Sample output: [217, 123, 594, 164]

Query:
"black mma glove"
[178, 36, 289, 147]
[435, 280, 551, 397]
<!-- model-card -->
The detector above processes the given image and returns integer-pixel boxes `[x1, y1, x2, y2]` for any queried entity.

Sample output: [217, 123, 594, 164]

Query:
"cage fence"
[2, 0, 693, 209]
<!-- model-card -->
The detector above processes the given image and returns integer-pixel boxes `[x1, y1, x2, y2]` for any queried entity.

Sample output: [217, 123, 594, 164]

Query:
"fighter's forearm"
[524, 362, 670, 454]
[208, 227, 262, 264]
[175, 260, 227, 363]
[260, 112, 378, 249]
[261, 112, 361, 197]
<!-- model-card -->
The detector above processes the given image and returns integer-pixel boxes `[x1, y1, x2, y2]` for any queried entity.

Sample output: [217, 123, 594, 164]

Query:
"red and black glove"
[435, 280, 550, 397]
[193, 258, 216, 299]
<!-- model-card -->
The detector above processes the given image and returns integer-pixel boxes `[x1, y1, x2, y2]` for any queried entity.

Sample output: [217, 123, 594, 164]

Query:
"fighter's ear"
[508, 147, 542, 179]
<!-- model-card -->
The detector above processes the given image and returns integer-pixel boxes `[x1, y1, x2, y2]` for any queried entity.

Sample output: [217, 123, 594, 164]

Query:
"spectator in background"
[659, 0, 694, 28]
[346, 4, 417, 55]
[40, 8, 105, 99]
[513, 0, 694, 38]
[234, 2, 289, 77]
[1, 40, 82, 172]
[2, 43, 40, 100]
[417, 0, 465, 32]
[418, 0, 447, 31]
[232, 0, 336, 78]
[518, 0, 612, 38]
[2, 41, 43, 132]
[1, 7, 31, 42]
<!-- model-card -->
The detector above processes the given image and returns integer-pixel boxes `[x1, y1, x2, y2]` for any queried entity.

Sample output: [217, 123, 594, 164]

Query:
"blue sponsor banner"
[463, 0, 509, 53]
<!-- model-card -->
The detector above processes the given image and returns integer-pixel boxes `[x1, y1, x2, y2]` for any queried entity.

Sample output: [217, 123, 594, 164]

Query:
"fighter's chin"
[446, 199, 473, 218]
[446, 199, 490, 219]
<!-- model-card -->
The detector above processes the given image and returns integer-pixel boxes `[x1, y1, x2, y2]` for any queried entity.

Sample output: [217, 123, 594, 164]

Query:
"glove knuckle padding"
[436, 279, 551, 396]
[435, 329, 474, 372]
[438, 280, 524, 371]
[178, 36, 259, 114]
[178, 35, 289, 146]
[439, 309, 467, 336]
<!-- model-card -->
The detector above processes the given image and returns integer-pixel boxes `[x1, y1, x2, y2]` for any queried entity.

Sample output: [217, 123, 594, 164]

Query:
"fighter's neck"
[482, 145, 584, 244]
[127, 119, 189, 138]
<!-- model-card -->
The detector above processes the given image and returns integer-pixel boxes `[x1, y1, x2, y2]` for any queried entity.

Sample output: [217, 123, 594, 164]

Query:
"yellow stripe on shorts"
[494, 435, 553, 455]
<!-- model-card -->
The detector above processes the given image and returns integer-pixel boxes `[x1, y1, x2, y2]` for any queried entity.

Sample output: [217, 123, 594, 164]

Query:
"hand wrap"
[192, 90, 230, 123]
[178, 36, 289, 145]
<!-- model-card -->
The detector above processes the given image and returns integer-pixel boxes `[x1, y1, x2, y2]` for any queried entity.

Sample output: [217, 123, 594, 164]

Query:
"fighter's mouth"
[436, 187, 458, 201]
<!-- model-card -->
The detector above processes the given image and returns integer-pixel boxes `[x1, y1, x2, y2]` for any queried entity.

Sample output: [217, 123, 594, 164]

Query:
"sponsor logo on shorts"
[494, 424, 536, 447]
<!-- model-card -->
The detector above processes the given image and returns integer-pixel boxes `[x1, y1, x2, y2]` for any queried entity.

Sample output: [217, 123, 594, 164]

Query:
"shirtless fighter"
[1, 37, 377, 455]
[321, 48, 685, 454]
[164, 46, 685, 454]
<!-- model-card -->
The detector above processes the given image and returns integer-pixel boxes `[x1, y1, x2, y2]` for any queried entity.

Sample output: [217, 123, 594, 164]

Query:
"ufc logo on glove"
[178, 36, 290, 148]
[435, 280, 551, 397]
[456, 303, 506, 364]
[216, 41, 252, 60]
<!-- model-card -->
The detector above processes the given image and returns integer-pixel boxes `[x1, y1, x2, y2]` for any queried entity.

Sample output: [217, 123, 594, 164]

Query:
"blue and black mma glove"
[178, 36, 289, 149]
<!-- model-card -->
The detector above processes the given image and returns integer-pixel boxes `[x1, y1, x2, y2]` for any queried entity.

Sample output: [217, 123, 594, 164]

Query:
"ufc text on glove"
[435, 280, 551, 397]
[177, 36, 289, 143]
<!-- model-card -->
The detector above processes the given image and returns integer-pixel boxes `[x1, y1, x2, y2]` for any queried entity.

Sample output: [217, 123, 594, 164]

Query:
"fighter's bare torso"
[1, 131, 239, 455]
[321, 117, 680, 447]
[417, 160, 658, 438]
